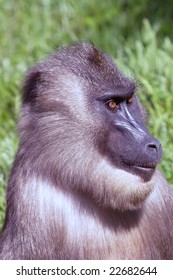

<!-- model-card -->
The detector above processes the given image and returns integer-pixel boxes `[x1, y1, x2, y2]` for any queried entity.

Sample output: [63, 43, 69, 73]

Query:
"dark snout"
[128, 135, 163, 181]
[110, 126, 163, 182]
[107, 109, 163, 181]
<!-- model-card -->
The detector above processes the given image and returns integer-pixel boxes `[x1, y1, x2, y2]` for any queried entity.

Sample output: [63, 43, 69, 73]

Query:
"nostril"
[148, 143, 157, 150]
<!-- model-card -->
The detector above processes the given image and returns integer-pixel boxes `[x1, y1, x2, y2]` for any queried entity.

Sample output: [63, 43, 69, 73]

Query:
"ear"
[22, 68, 42, 104]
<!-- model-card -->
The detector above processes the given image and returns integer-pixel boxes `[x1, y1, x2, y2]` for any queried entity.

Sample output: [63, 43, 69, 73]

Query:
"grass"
[0, 1, 173, 229]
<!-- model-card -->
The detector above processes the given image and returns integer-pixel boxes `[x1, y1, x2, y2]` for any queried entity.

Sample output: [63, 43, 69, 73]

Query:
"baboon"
[0, 43, 173, 259]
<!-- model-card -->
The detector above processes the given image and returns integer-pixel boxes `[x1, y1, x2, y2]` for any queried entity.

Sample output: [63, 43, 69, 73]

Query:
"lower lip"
[121, 161, 157, 181]
[131, 165, 156, 181]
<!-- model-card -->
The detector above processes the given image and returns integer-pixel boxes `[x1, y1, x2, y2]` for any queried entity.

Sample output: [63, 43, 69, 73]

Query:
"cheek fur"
[55, 144, 156, 211]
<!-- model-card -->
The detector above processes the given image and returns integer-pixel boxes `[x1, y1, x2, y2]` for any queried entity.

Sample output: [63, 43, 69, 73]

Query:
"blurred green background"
[0, 0, 173, 229]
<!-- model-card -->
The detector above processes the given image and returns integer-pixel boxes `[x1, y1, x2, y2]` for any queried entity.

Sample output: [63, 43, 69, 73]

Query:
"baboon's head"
[20, 43, 162, 210]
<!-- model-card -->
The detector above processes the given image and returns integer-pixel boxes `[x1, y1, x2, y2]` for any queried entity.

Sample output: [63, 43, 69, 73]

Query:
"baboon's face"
[90, 85, 162, 182]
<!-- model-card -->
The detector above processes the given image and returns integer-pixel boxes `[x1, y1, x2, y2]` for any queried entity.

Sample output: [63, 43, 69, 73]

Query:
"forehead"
[51, 43, 136, 97]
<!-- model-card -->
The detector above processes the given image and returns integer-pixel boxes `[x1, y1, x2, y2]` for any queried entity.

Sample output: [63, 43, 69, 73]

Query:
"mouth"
[133, 163, 157, 170]
[122, 161, 157, 182]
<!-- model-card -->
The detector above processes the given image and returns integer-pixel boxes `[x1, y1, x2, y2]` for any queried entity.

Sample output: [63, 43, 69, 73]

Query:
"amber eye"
[127, 96, 133, 104]
[106, 100, 118, 110]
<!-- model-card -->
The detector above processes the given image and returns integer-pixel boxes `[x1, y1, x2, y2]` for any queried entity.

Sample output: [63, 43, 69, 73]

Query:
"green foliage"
[0, 0, 173, 229]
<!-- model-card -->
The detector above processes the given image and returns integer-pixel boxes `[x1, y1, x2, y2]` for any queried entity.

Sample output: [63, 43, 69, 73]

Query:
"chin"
[95, 160, 158, 211]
